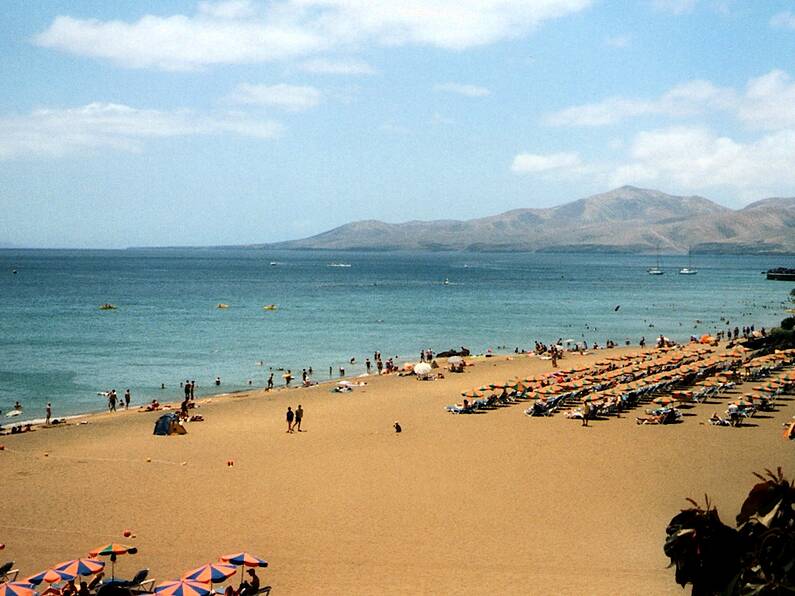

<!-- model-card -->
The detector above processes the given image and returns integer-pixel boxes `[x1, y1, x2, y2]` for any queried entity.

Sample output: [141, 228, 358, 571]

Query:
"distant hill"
[263, 186, 795, 254]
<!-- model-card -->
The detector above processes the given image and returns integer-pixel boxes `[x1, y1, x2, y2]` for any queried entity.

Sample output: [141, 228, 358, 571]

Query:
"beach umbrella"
[447, 356, 463, 365]
[732, 399, 754, 408]
[53, 559, 104, 578]
[155, 580, 211, 596]
[182, 563, 237, 584]
[26, 569, 76, 586]
[219, 553, 268, 568]
[413, 362, 432, 376]
[461, 390, 483, 399]
[0, 584, 36, 596]
[88, 544, 137, 579]
[218, 553, 268, 583]
[653, 396, 677, 406]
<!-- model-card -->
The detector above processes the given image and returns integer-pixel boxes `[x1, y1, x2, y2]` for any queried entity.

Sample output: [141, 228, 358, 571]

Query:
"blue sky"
[1, 0, 794, 247]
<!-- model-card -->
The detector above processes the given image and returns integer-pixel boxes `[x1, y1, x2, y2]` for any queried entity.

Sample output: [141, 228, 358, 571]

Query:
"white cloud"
[544, 79, 733, 126]
[608, 126, 795, 197]
[434, 82, 491, 97]
[297, 57, 376, 75]
[770, 11, 795, 30]
[511, 151, 581, 173]
[33, 0, 593, 70]
[604, 34, 631, 48]
[0, 102, 282, 159]
[652, 0, 697, 14]
[227, 83, 322, 111]
[198, 0, 257, 19]
[33, 14, 327, 71]
[737, 70, 795, 130]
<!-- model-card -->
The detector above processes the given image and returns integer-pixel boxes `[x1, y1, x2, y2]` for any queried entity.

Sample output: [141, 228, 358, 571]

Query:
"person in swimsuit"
[294, 405, 303, 431]
[286, 406, 294, 433]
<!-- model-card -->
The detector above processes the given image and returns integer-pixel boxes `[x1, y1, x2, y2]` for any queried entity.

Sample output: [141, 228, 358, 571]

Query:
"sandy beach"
[1, 346, 792, 594]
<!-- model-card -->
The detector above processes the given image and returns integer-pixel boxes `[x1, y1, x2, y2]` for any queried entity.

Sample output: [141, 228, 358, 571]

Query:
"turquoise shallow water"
[0, 249, 791, 419]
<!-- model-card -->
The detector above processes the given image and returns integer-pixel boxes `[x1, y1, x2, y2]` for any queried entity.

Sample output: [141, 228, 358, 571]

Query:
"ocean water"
[0, 249, 791, 419]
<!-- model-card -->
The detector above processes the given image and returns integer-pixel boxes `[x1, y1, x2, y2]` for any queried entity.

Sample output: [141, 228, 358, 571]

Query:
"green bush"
[782, 317, 795, 331]
[664, 468, 795, 594]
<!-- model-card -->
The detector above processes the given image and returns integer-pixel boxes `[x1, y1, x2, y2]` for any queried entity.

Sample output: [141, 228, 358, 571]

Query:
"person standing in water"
[267, 373, 274, 390]
[45, 402, 52, 425]
[124, 389, 131, 409]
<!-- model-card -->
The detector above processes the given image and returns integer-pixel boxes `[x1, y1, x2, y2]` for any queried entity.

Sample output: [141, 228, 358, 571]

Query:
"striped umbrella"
[652, 396, 677, 406]
[219, 553, 268, 568]
[26, 569, 76, 586]
[88, 544, 136, 557]
[88, 544, 137, 579]
[53, 559, 104, 578]
[219, 553, 268, 583]
[460, 390, 483, 399]
[155, 580, 210, 596]
[0, 583, 37, 596]
[182, 564, 237, 584]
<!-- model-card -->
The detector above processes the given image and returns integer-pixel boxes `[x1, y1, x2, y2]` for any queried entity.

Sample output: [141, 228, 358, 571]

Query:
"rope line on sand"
[0, 448, 184, 466]
[0, 524, 119, 538]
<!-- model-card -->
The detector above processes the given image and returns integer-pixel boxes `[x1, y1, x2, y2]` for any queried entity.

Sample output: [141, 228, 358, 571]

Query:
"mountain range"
[264, 186, 795, 254]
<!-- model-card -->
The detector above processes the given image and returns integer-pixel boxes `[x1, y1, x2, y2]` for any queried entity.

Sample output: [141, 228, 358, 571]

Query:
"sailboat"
[647, 246, 664, 275]
[679, 247, 698, 275]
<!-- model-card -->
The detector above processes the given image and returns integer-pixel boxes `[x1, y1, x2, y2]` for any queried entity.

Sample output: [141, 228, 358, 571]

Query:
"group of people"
[285, 404, 304, 433]
[103, 389, 131, 412]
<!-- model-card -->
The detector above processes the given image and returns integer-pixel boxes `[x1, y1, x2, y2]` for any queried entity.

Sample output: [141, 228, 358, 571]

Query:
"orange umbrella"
[182, 563, 237, 584]
[88, 544, 137, 579]
[0, 583, 37, 596]
[155, 580, 210, 596]
[53, 559, 104, 578]
[26, 569, 75, 586]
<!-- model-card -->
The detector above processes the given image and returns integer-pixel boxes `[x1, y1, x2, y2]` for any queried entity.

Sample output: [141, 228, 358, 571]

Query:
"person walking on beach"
[108, 390, 117, 412]
[295, 404, 304, 432]
[190, 380, 195, 400]
[267, 373, 274, 390]
[184, 380, 191, 402]
[124, 389, 131, 409]
[286, 406, 294, 433]
[45, 402, 52, 425]
[302, 369, 308, 384]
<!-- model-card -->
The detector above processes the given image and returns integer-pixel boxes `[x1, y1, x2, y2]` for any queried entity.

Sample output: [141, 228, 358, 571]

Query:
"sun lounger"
[0, 561, 19, 582]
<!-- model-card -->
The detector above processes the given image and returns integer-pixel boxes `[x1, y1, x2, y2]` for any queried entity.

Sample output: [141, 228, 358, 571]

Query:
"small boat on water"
[679, 248, 698, 275]
[99, 303, 117, 310]
[766, 267, 795, 281]
[263, 304, 278, 311]
[443, 278, 450, 285]
[217, 303, 230, 309]
[269, 262, 279, 266]
[328, 263, 351, 268]
[648, 248, 664, 275]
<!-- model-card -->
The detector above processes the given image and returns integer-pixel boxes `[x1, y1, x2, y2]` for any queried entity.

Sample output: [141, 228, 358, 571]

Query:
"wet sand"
[1, 347, 792, 594]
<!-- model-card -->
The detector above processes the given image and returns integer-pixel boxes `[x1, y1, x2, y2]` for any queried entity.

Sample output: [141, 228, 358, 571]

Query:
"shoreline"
[1, 338, 792, 593]
[3, 320, 783, 428]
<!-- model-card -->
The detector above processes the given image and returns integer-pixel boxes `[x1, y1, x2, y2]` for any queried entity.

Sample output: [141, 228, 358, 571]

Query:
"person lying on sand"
[141, 399, 162, 412]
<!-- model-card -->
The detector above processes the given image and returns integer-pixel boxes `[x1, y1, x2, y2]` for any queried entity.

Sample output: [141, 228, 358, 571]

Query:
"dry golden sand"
[1, 348, 793, 595]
